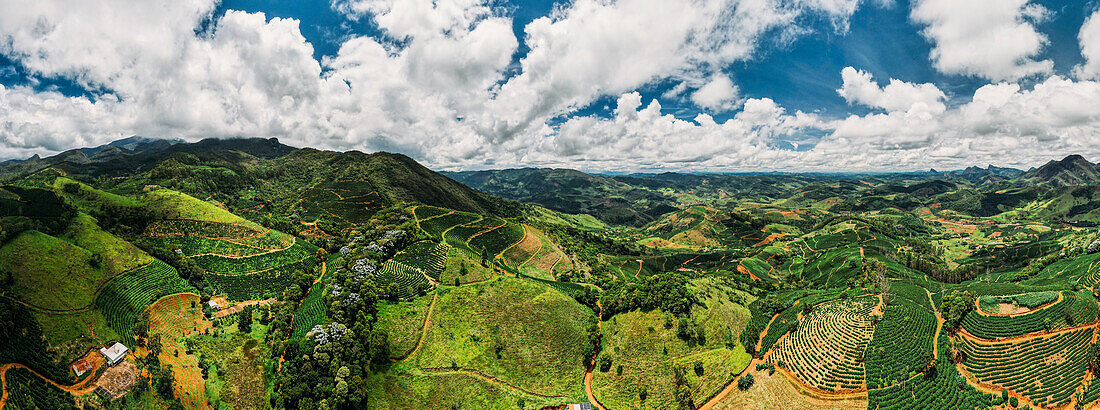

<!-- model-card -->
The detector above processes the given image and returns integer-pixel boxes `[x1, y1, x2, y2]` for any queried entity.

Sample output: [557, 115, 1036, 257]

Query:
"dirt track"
[583, 299, 607, 410]
[0, 362, 101, 409]
[390, 293, 439, 361]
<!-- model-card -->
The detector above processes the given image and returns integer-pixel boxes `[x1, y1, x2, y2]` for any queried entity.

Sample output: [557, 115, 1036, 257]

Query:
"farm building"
[208, 300, 221, 310]
[100, 342, 128, 367]
[71, 359, 93, 377]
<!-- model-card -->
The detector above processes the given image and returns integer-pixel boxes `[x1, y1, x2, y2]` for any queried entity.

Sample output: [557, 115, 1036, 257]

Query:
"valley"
[2, 138, 1100, 409]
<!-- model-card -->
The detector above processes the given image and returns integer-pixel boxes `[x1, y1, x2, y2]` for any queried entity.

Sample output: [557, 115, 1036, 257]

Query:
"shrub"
[738, 374, 754, 390]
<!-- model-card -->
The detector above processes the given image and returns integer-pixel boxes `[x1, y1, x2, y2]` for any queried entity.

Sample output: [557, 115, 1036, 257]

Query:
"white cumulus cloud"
[837, 67, 946, 113]
[1076, 9, 1100, 80]
[910, 0, 1052, 81]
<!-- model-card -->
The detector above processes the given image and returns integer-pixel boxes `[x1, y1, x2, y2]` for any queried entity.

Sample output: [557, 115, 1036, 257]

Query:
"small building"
[71, 359, 93, 377]
[569, 404, 593, 410]
[208, 300, 221, 310]
[100, 343, 128, 367]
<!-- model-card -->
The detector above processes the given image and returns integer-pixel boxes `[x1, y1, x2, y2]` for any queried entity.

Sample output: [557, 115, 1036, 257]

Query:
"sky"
[0, 0, 1099, 173]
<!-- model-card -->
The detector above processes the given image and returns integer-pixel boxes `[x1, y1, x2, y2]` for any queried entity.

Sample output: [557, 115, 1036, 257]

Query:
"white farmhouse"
[99, 342, 128, 367]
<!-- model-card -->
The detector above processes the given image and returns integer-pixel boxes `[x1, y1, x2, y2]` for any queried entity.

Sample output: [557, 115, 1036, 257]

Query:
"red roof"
[72, 359, 92, 372]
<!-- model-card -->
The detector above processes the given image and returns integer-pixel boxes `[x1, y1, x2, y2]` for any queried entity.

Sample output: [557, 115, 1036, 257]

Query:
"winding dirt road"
[0, 362, 101, 409]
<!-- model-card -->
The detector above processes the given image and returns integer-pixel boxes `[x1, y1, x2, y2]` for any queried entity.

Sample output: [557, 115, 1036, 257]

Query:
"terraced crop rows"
[467, 224, 525, 259]
[392, 241, 449, 280]
[769, 296, 877, 392]
[960, 290, 1098, 340]
[958, 326, 1095, 407]
[298, 180, 384, 225]
[291, 277, 329, 340]
[206, 260, 315, 301]
[94, 260, 196, 342]
[190, 240, 317, 275]
[144, 220, 264, 239]
[153, 235, 266, 257]
[864, 299, 936, 389]
[419, 212, 481, 238]
[413, 205, 452, 221]
[379, 260, 432, 300]
[868, 333, 989, 409]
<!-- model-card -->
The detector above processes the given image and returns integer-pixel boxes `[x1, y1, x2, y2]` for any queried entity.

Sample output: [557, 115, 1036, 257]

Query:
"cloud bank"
[0, 0, 1098, 172]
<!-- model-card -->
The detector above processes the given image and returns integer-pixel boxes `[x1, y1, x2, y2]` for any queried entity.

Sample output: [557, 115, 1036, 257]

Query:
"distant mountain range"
[6, 137, 1100, 225]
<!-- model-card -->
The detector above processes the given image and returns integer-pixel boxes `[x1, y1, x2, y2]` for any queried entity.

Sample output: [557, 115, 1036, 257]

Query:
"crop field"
[1027, 251, 1100, 288]
[960, 290, 1098, 339]
[863, 298, 936, 389]
[1, 367, 78, 410]
[467, 224, 526, 259]
[418, 212, 481, 238]
[0, 300, 75, 384]
[298, 180, 385, 226]
[769, 296, 878, 392]
[958, 326, 1095, 407]
[755, 291, 846, 356]
[0, 185, 69, 219]
[62, 213, 154, 272]
[868, 333, 989, 409]
[153, 235, 267, 257]
[977, 290, 1059, 314]
[378, 260, 433, 299]
[95, 260, 196, 342]
[188, 331, 270, 410]
[412, 278, 592, 400]
[148, 293, 212, 410]
[205, 259, 315, 301]
[514, 228, 572, 280]
[144, 219, 265, 240]
[190, 239, 317, 275]
[392, 240, 449, 280]
[443, 224, 505, 252]
[439, 248, 497, 285]
[290, 275, 329, 340]
[148, 293, 210, 342]
[374, 295, 435, 357]
[413, 205, 452, 220]
[714, 369, 868, 409]
[363, 368, 571, 409]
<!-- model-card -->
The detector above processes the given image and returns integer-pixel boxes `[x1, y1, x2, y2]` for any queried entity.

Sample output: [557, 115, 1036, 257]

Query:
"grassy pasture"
[591, 308, 752, 409]
[0, 230, 110, 311]
[410, 278, 593, 400]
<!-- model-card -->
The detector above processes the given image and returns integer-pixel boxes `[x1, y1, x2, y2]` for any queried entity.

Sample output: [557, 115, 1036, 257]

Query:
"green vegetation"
[95, 260, 196, 342]
[960, 290, 1098, 339]
[9, 139, 1100, 409]
[865, 298, 936, 389]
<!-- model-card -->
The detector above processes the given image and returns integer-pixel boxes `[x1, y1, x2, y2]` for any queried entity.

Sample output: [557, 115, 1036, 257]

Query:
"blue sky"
[0, 0, 1099, 172]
